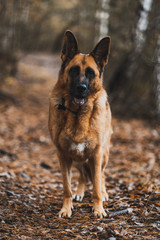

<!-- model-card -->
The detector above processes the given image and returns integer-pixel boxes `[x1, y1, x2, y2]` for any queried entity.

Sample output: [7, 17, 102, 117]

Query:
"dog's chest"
[67, 140, 89, 161]
[70, 142, 86, 154]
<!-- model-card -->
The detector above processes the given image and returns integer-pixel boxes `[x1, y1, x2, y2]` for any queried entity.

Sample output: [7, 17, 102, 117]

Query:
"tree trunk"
[104, 0, 159, 118]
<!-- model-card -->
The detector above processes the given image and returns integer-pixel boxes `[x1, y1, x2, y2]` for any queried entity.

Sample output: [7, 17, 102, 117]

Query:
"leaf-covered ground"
[0, 54, 160, 240]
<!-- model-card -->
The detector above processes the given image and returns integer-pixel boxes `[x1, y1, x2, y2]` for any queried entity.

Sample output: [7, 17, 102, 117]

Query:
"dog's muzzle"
[73, 83, 88, 106]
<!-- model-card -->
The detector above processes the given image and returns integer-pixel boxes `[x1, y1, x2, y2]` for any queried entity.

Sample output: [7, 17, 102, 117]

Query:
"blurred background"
[0, 0, 160, 119]
[1, 2, 160, 237]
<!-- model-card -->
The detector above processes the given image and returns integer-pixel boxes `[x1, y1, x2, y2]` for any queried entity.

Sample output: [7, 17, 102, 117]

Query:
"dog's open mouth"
[73, 97, 86, 106]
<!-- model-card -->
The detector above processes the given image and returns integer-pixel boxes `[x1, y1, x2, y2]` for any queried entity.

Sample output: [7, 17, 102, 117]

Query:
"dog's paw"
[93, 206, 107, 218]
[58, 207, 72, 218]
[73, 194, 83, 202]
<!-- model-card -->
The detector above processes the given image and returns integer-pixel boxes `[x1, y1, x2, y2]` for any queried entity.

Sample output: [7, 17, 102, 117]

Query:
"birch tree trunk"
[135, 0, 153, 52]
[105, 0, 159, 118]
[96, 0, 110, 42]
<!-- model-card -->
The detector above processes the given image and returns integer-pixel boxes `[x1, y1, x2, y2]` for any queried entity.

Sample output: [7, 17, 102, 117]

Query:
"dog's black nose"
[77, 83, 87, 93]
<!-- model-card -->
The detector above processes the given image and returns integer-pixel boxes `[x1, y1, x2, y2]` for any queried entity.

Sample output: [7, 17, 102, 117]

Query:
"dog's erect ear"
[90, 37, 110, 72]
[61, 30, 79, 62]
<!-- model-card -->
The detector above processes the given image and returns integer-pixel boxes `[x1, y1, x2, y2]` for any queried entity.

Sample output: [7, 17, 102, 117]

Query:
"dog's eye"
[85, 67, 95, 80]
[69, 65, 80, 78]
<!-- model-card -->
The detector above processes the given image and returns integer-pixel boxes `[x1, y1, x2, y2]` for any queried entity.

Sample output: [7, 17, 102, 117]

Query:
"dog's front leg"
[57, 151, 73, 217]
[89, 147, 107, 218]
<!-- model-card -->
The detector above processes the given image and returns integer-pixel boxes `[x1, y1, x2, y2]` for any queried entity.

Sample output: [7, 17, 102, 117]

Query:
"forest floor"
[0, 54, 160, 240]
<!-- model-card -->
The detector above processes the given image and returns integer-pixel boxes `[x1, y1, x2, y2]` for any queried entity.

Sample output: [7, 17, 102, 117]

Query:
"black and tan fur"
[48, 30, 112, 218]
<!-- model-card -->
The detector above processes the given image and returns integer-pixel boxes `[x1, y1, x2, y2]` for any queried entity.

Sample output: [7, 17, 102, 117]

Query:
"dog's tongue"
[74, 98, 85, 105]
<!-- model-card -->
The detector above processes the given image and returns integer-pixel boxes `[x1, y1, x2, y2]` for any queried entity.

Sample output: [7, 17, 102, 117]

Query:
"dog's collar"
[57, 97, 78, 115]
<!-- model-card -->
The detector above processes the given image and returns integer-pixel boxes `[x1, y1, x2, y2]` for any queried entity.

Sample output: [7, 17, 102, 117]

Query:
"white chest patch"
[70, 142, 86, 153]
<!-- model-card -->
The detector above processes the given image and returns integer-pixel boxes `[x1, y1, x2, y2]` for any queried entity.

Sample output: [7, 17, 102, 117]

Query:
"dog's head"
[59, 30, 110, 106]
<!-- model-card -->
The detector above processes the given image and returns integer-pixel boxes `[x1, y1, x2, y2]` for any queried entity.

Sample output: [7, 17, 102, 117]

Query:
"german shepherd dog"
[48, 30, 112, 218]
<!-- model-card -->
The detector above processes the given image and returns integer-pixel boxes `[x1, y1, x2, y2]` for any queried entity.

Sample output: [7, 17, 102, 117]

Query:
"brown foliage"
[0, 55, 159, 239]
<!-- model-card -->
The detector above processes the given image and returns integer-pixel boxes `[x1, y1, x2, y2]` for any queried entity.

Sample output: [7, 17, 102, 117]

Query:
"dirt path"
[0, 54, 160, 239]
